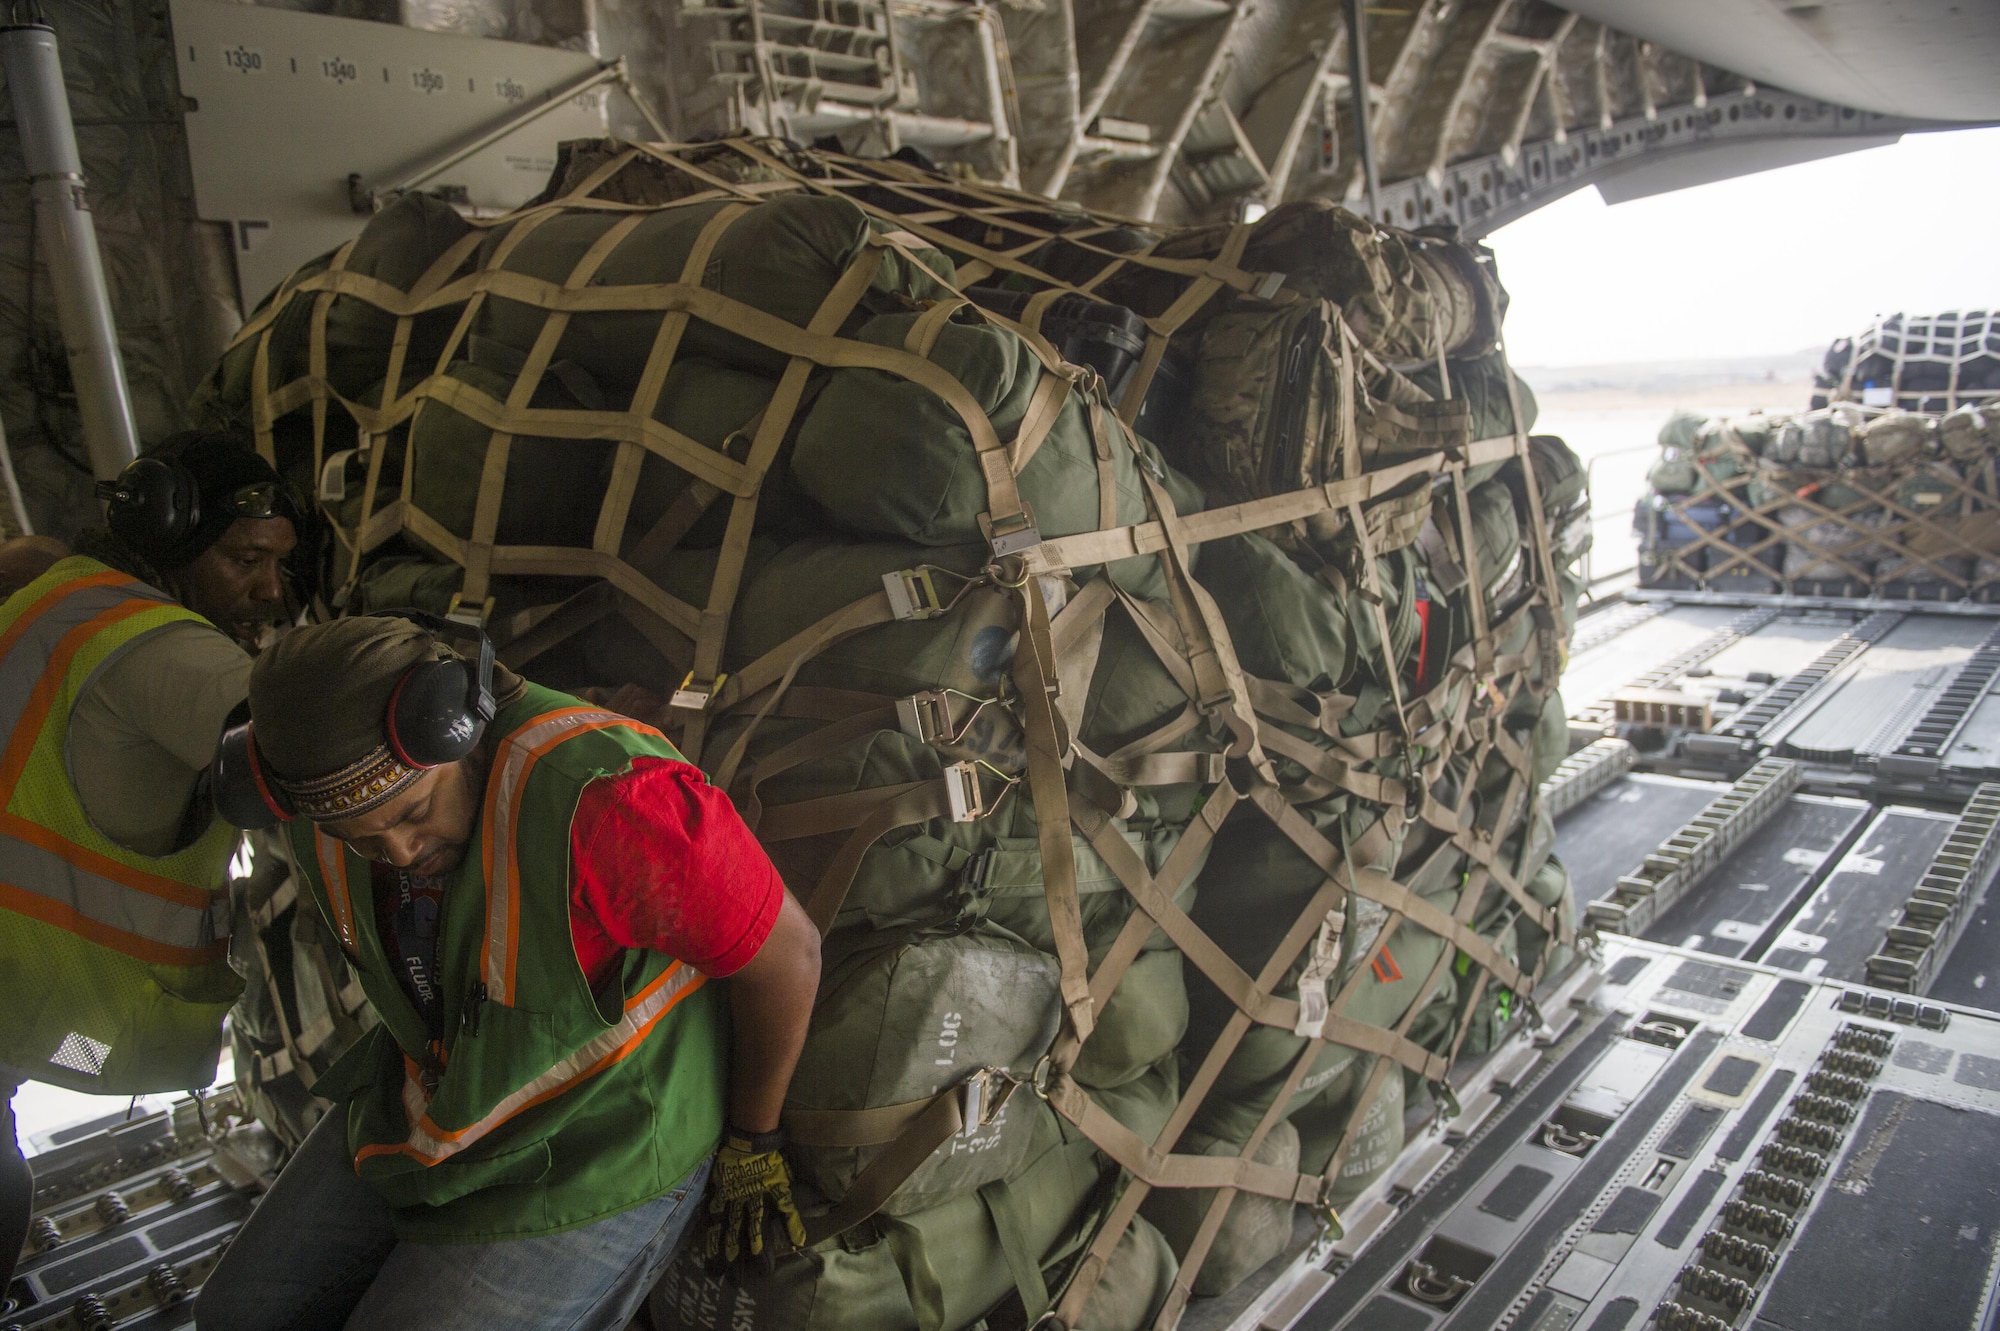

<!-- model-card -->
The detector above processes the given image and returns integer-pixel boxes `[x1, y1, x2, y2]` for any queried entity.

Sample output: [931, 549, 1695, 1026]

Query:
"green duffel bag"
[1859, 410, 1932, 468]
[471, 193, 956, 384]
[613, 356, 817, 550]
[1647, 446, 1699, 496]
[1772, 407, 1861, 470]
[718, 709, 1207, 959]
[655, 1060, 1183, 1331]
[1419, 479, 1524, 671]
[1137, 1120, 1298, 1299]
[405, 360, 618, 551]
[1501, 435, 1589, 570]
[1445, 916, 1524, 1060]
[1514, 855, 1578, 981]
[1293, 1054, 1405, 1207]
[1076, 596, 1223, 764]
[1072, 948, 1188, 1091]
[727, 537, 1022, 709]
[655, 1097, 1103, 1331]
[792, 311, 1200, 586]
[1069, 1215, 1178, 1331]
[1940, 404, 1999, 463]
[1405, 350, 1537, 452]
[207, 193, 476, 421]
[1182, 814, 1451, 1146]
[787, 922, 1063, 1218]
[1198, 533, 1355, 694]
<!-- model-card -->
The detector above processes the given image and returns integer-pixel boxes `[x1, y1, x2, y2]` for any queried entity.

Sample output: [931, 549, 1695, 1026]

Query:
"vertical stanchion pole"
[1342, 0, 1381, 220]
[1, 21, 141, 482]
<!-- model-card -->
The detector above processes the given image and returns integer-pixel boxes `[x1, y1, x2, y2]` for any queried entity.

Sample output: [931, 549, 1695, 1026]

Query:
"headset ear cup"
[104, 456, 199, 564]
[387, 660, 487, 768]
[212, 724, 292, 830]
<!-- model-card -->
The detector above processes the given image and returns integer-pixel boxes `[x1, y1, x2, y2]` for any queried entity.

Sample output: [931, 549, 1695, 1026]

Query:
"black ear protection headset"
[211, 611, 496, 831]
[95, 456, 203, 566]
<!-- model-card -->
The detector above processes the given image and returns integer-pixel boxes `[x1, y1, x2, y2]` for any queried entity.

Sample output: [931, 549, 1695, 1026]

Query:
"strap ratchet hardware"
[980, 503, 1043, 559]
[443, 592, 494, 628]
[944, 760, 986, 823]
[670, 670, 728, 711]
[883, 567, 948, 621]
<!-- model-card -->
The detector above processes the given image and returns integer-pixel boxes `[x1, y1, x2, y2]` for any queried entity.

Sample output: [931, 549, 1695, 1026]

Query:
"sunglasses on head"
[225, 481, 288, 519]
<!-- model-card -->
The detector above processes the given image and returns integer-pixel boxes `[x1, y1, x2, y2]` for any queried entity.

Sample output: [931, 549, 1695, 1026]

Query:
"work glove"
[702, 1126, 808, 1273]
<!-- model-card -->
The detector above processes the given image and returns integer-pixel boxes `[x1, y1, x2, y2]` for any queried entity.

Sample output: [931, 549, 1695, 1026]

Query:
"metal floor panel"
[1642, 795, 1871, 960]
[1774, 615, 1998, 762]
[1559, 606, 1747, 715]
[1553, 774, 1725, 908]
[1691, 615, 1856, 688]
[1942, 688, 2000, 777]
[1758, 807, 1956, 983]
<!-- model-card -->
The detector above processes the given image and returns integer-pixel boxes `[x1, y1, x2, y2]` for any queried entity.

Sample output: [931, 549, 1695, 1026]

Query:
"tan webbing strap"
[1316, 923, 1460, 1190]
[1137, 467, 1270, 775]
[1495, 321, 1567, 629]
[680, 243, 892, 761]
[1346, 498, 1412, 733]
[904, 296, 969, 358]
[1091, 396, 1120, 533]
[1336, 316, 1362, 480]
[1044, 1078, 1322, 1206]
[709, 588, 897, 720]
[706, 588, 899, 791]
[1010, 571, 1096, 1044]
[786, 1089, 954, 1148]
[1447, 463, 1495, 678]
[1257, 725, 1406, 805]
[731, 706, 899, 832]
[594, 202, 753, 557]
[1006, 364, 1077, 478]
[1252, 785, 1527, 993]
[458, 213, 649, 609]
[799, 1085, 967, 1247]
[1051, 575, 1117, 742]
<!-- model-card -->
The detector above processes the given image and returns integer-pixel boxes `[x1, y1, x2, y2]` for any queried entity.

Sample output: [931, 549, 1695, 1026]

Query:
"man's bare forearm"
[723, 888, 821, 1133]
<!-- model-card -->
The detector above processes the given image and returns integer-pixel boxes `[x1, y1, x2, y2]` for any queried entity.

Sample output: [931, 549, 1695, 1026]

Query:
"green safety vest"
[0, 556, 243, 1094]
[294, 684, 727, 1241]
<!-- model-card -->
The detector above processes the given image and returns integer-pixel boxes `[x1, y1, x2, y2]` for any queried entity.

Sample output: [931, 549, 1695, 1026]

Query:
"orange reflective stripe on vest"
[0, 567, 230, 966]
[355, 960, 706, 1167]
[479, 706, 666, 1007]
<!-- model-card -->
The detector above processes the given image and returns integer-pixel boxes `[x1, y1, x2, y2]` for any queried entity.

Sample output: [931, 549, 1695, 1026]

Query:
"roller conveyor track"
[1574, 607, 1781, 729]
[1719, 610, 1903, 741]
[1566, 599, 1668, 660]
[1893, 622, 2000, 760]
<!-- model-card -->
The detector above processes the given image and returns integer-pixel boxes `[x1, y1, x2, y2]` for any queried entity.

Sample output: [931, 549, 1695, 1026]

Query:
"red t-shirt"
[372, 756, 783, 1008]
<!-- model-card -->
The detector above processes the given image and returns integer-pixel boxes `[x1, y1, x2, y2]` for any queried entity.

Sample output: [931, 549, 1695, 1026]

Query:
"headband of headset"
[212, 611, 496, 831]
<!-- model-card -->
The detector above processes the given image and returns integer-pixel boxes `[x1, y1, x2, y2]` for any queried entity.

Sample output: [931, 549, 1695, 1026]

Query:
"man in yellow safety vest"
[0, 430, 305, 1290]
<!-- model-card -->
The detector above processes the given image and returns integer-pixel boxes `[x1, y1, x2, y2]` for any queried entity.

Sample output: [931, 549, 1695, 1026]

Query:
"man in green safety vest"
[0, 431, 304, 1292]
[196, 615, 822, 1330]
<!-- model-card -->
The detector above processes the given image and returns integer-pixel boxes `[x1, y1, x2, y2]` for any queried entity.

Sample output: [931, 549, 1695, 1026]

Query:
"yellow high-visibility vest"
[0, 556, 242, 1093]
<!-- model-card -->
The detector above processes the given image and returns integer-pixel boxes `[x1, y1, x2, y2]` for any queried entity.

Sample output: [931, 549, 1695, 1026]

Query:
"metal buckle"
[957, 1067, 1018, 1136]
[979, 504, 1043, 558]
[944, 760, 985, 823]
[669, 670, 726, 712]
[896, 690, 953, 744]
[444, 593, 494, 628]
[883, 567, 947, 621]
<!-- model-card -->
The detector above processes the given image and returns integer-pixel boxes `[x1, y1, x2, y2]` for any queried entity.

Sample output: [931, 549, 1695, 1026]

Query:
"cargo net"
[1638, 404, 2000, 602]
[203, 137, 1589, 1331]
[1816, 310, 2000, 415]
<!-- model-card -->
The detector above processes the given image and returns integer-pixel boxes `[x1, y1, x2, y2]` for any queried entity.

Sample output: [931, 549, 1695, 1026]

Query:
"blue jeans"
[196, 1111, 710, 1331]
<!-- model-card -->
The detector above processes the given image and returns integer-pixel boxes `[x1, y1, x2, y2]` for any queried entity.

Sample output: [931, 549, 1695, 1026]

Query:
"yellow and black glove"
[702, 1126, 808, 1273]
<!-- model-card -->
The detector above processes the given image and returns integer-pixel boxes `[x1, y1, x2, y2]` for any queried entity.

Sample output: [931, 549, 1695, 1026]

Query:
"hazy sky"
[1486, 126, 2000, 369]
